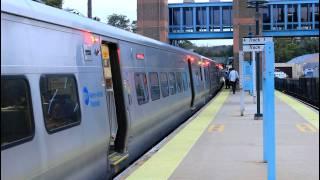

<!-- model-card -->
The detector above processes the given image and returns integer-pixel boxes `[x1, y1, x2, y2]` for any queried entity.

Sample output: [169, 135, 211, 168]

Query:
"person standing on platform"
[224, 70, 230, 89]
[229, 68, 239, 94]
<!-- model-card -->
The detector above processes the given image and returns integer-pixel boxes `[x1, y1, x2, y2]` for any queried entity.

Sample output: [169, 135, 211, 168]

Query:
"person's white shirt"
[229, 70, 239, 82]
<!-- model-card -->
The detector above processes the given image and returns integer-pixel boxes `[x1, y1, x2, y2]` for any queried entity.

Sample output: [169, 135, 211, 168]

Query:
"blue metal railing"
[168, 0, 319, 40]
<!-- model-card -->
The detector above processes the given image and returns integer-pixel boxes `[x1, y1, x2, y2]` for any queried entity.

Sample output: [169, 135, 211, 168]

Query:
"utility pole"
[88, 0, 92, 18]
[254, 1, 262, 120]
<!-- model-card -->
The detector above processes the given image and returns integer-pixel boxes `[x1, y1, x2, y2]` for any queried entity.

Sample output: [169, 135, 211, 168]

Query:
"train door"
[187, 59, 195, 109]
[101, 41, 129, 169]
[101, 43, 117, 145]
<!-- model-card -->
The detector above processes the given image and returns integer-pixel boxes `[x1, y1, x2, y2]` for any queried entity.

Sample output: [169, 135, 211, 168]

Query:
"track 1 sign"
[243, 37, 273, 45]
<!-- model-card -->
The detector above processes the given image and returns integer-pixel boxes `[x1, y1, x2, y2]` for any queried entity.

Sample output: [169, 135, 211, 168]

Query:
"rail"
[275, 77, 319, 109]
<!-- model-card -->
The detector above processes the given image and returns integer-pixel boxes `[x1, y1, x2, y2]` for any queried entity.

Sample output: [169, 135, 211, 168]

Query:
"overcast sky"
[62, 0, 233, 46]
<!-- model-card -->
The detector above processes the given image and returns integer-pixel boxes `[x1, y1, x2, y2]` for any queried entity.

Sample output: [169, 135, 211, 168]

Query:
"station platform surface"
[119, 89, 319, 180]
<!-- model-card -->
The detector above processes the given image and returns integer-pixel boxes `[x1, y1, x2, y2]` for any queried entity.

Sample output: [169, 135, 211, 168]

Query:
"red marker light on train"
[83, 31, 99, 45]
[216, 64, 223, 69]
[136, 53, 145, 60]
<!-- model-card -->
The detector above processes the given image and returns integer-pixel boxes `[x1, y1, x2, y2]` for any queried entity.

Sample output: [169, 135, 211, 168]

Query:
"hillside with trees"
[178, 38, 319, 63]
[177, 40, 233, 58]
[275, 37, 319, 63]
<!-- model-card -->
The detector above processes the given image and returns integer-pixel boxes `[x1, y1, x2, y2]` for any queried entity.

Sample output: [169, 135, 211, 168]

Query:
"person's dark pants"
[225, 79, 230, 89]
[230, 81, 236, 94]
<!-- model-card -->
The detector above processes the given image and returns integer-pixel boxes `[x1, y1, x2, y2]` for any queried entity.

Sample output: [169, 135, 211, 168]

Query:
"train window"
[149, 72, 160, 101]
[1, 76, 34, 150]
[134, 73, 149, 105]
[204, 68, 210, 86]
[199, 67, 203, 81]
[204, 68, 207, 81]
[176, 72, 183, 93]
[195, 71, 201, 90]
[182, 72, 189, 91]
[40, 75, 81, 133]
[168, 72, 177, 95]
[160, 72, 169, 97]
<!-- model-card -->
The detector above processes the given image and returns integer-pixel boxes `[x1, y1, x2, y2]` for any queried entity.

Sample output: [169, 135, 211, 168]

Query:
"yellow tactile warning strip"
[296, 123, 318, 133]
[126, 91, 230, 180]
[275, 91, 319, 129]
[207, 124, 225, 132]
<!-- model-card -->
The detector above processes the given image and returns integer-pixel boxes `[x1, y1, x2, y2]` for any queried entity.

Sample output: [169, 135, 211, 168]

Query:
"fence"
[275, 78, 319, 108]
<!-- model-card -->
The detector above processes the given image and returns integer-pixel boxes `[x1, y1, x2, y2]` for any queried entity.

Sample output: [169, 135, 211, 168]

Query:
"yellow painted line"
[305, 123, 317, 132]
[296, 124, 307, 132]
[296, 123, 317, 133]
[126, 91, 230, 180]
[275, 91, 319, 129]
[208, 124, 225, 132]
[218, 125, 225, 132]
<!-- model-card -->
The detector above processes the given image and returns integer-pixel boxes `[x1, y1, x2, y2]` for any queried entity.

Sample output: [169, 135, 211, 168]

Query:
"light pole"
[88, 0, 92, 18]
[247, 0, 268, 120]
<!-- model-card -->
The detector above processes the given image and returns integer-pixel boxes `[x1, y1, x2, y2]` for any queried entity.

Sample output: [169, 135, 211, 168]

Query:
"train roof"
[1, 0, 200, 57]
[200, 56, 218, 64]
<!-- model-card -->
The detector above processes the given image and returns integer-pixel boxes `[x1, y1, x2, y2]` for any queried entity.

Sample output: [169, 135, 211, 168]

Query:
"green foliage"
[178, 38, 318, 63]
[107, 14, 131, 31]
[178, 40, 195, 49]
[131, 20, 137, 33]
[106, 14, 137, 32]
[274, 37, 319, 63]
[43, 0, 63, 8]
[194, 45, 233, 58]
[177, 40, 233, 58]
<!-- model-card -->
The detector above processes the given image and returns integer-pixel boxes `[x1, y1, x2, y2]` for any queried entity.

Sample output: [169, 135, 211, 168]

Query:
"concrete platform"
[120, 89, 319, 180]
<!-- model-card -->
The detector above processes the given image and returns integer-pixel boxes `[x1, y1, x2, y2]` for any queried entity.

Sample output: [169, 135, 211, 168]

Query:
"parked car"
[275, 71, 288, 79]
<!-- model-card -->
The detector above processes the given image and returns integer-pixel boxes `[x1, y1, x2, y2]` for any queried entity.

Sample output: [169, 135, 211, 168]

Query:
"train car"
[1, 1, 223, 179]
[200, 56, 224, 101]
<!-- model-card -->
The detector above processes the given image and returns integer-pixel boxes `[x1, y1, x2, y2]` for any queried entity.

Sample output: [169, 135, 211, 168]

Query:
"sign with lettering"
[243, 44, 265, 52]
[243, 37, 273, 45]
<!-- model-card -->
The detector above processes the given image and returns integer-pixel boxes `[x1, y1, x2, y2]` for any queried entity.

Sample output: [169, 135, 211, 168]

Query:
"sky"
[62, 0, 233, 46]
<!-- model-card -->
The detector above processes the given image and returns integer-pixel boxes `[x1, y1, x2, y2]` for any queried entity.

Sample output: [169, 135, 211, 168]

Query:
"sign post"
[243, 37, 272, 120]
[239, 51, 255, 116]
[252, 52, 256, 103]
[239, 51, 245, 116]
[243, 37, 276, 180]
[263, 41, 276, 180]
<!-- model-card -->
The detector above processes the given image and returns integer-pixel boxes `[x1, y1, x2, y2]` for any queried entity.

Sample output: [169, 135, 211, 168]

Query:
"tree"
[274, 37, 319, 63]
[131, 20, 137, 33]
[107, 14, 131, 31]
[191, 45, 233, 58]
[43, 0, 63, 9]
[178, 40, 194, 49]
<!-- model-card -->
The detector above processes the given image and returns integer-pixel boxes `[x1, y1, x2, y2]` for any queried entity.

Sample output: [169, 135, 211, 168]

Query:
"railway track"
[280, 90, 319, 111]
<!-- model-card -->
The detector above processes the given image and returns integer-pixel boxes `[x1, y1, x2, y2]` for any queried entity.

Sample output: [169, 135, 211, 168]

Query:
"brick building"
[137, 0, 169, 43]
[232, 0, 262, 72]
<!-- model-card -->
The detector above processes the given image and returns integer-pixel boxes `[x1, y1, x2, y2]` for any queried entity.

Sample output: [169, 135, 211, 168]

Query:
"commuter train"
[1, 1, 224, 179]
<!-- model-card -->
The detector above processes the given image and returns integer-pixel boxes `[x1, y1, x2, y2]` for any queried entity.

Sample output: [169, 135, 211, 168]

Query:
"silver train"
[1, 1, 224, 179]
